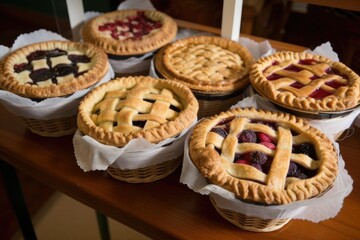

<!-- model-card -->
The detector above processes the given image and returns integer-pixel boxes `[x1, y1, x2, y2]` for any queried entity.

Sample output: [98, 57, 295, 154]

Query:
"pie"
[0, 40, 109, 99]
[77, 76, 199, 147]
[155, 35, 254, 92]
[189, 107, 338, 205]
[81, 9, 177, 56]
[249, 51, 360, 112]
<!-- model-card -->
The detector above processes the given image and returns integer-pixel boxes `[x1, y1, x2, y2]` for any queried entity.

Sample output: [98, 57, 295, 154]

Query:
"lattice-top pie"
[250, 51, 360, 112]
[77, 76, 199, 147]
[0, 40, 109, 99]
[155, 35, 254, 92]
[189, 107, 338, 205]
[82, 9, 177, 56]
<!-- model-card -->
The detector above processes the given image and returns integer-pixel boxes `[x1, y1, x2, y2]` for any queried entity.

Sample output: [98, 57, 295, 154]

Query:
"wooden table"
[1, 37, 359, 239]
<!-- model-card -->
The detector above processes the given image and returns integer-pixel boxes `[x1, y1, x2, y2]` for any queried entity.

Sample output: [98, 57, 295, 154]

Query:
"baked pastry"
[155, 35, 254, 92]
[249, 51, 360, 112]
[189, 107, 338, 205]
[82, 9, 177, 56]
[0, 40, 109, 99]
[77, 76, 199, 147]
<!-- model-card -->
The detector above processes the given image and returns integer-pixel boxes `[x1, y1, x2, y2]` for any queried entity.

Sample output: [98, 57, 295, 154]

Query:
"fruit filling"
[13, 49, 91, 85]
[210, 119, 318, 179]
[265, 59, 350, 99]
[98, 11, 162, 40]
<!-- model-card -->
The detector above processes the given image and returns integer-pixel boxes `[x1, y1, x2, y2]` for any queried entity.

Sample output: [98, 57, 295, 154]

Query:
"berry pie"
[155, 35, 254, 92]
[189, 107, 338, 205]
[0, 40, 109, 99]
[77, 76, 198, 147]
[82, 9, 177, 56]
[250, 51, 360, 112]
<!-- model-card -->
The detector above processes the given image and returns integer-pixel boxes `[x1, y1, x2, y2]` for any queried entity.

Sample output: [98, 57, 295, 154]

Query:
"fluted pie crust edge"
[249, 51, 360, 112]
[155, 35, 254, 93]
[0, 40, 109, 99]
[189, 107, 338, 205]
[77, 76, 199, 147]
[82, 9, 177, 56]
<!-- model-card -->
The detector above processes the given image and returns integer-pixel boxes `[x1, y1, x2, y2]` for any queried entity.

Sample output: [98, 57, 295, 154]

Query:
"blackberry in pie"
[189, 107, 338, 205]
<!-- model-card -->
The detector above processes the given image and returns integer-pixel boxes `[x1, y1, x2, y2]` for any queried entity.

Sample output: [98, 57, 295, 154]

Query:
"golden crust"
[249, 51, 360, 112]
[0, 40, 109, 99]
[81, 9, 177, 56]
[189, 107, 338, 205]
[77, 76, 199, 147]
[156, 35, 254, 93]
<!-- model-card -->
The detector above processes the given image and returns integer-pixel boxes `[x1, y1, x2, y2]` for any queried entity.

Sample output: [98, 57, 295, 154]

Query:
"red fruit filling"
[265, 59, 350, 100]
[98, 11, 162, 40]
[210, 120, 318, 179]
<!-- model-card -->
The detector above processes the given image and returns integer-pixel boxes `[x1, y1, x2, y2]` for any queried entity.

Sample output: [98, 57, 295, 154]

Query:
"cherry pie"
[0, 40, 109, 99]
[82, 9, 177, 56]
[77, 76, 199, 147]
[189, 107, 338, 205]
[155, 35, 254, 92]
[250, 51, 360, 112]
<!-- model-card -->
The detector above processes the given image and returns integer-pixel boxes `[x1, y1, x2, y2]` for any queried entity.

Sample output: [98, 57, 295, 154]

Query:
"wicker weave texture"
[107, 155, 182, 183]
[209, 196, 290, 232]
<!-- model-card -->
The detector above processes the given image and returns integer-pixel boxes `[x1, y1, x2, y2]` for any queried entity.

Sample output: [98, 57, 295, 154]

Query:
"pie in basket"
[77, 76, 199, 147]
[189, 107, 338, 205]
[249, 51, 360, 112]
[0, 40, 109, 99]
[82, 9, 177, 56]
[155, 35, 254, 92]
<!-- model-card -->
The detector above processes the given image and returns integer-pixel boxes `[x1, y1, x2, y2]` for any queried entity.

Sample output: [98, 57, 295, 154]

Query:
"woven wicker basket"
[107, 155, 182, 183]
[194, 89, 247, 119]
[20, 115, 77, 137]
[209, 195, 290, 232]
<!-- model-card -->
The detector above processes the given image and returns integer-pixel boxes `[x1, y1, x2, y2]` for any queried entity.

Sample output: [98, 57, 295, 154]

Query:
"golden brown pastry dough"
[189, 107, 338, 205]
[77, 76, 199, 147]
[249, 51, 360, 112]
[0, 40, 109, 99]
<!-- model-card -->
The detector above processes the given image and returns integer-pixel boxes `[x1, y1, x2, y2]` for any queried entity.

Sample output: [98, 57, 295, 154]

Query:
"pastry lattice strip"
[205, 117, 319, 189]
[91, 85, 182, 133]
[263, 60, 348, 97]
[167, 43, 243, 81]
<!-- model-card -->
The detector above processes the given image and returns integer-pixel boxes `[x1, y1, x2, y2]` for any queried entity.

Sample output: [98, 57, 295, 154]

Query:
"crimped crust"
[82, 9, 177, 56]
[77, 76, 199, 147]
[156, 35, 254, 93]
[249, 51, 360, 112]
[0, 40, 109, 99]
[189, 107, 338, 205]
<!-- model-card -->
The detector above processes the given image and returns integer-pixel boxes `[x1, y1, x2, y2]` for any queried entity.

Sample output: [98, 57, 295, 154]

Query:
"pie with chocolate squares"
[0, 40, 109, 99]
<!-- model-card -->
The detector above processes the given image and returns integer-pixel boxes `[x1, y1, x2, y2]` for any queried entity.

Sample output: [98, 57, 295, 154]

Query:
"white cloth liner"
[0, 29, 115, 120]
[180, 128, 353, 222]
[73, 119, 197, 171]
